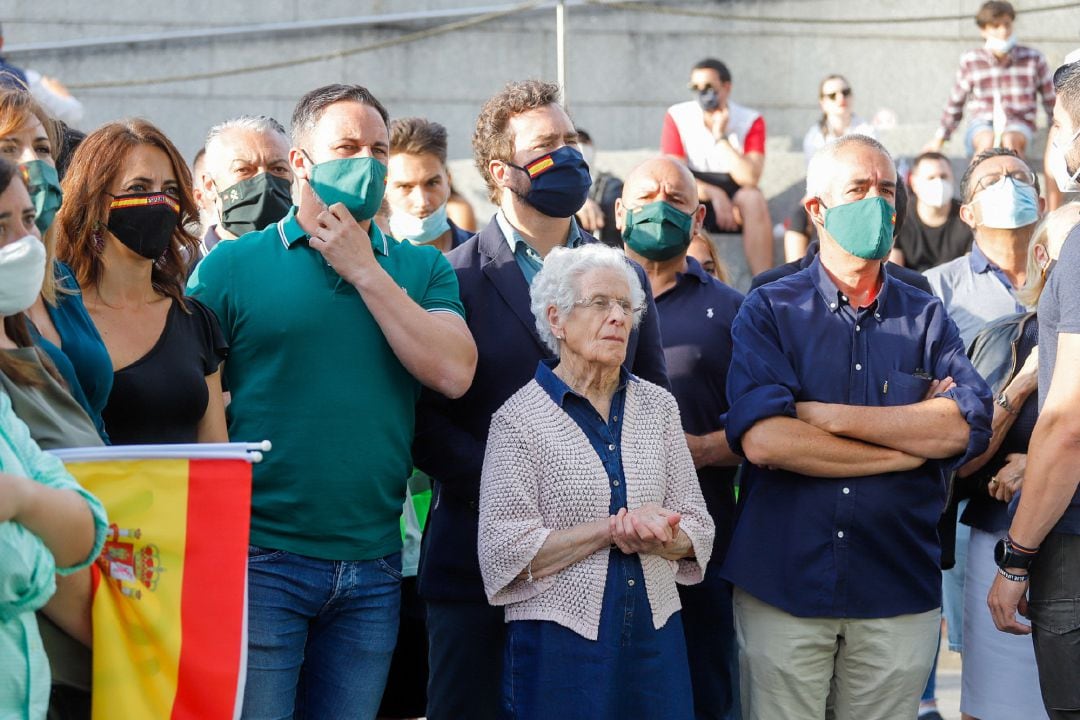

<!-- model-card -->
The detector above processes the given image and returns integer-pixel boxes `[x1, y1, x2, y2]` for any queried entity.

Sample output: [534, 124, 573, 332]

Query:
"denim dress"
[500, 362, 694, 720]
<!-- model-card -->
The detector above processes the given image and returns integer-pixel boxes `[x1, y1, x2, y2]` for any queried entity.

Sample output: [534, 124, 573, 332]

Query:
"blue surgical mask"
[975, 176, 1039, 229]
[508, 145, 591, 218]
[389, 203, 451, 245]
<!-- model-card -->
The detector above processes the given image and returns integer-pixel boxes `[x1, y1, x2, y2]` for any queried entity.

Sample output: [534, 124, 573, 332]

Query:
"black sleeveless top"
[102, 297, 227, 445]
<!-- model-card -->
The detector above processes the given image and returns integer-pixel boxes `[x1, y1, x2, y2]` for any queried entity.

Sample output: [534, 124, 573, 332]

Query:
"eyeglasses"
[823, 88, 853, 101]
[573, 295, 644, 317]
[969, 169, 1038, 199]
[688, 83, 712, 93]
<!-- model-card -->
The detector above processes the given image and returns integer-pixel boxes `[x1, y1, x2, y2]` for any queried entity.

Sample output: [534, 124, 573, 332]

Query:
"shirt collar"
[534, 357, 633, 408]
[969, 241, 996, 274]
[277, 205, 391, 255]
[679, 256, 712, 285]
[497, 210, 583, 257]
[810, 254, 890, 320]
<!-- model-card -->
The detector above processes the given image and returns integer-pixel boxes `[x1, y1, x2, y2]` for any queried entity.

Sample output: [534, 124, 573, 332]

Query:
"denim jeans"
[1029, 532, 1080, 718]
[241, 546, 402, 720]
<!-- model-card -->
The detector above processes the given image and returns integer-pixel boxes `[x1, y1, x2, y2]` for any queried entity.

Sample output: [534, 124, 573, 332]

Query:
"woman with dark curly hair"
[54, 118, 227, 445]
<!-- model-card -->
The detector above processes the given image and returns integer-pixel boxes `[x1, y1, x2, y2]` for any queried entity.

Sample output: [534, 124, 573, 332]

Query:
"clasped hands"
[608, 501, 683, 558]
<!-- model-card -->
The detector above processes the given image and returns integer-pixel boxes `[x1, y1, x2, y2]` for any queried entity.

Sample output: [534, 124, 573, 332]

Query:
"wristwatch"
[994, 537, 1037, 570]
[996, 391, 1018, 416]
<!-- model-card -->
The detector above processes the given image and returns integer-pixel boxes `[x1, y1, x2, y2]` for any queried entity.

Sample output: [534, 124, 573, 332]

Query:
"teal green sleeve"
[186, 246, 232, 345]
[1, 394, 107, 576]
[420, 251, 465, 319]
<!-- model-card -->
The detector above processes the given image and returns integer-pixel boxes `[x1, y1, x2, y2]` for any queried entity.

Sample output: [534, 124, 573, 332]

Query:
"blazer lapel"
[478, 220, 548, 354]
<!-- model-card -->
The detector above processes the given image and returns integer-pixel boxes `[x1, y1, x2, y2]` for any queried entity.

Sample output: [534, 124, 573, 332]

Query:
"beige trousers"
[733, 587, 939, 720]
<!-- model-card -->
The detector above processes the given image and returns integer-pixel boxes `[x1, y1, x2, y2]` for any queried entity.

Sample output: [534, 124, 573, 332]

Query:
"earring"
[92, 228, 104, 253]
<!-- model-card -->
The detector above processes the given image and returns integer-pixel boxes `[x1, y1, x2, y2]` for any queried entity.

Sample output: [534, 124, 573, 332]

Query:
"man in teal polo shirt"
[187, 83, 477, 719]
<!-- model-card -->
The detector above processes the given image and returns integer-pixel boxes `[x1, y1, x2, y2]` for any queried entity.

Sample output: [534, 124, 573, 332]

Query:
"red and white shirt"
[661, 99, 766, 175]
[939, 45, 1055, 140]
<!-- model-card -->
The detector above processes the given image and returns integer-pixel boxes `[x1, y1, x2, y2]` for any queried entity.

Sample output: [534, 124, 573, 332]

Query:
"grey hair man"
[197, 115, 293, 253]
[723, 135, 991, 720]
[989, 60, 1080, 720]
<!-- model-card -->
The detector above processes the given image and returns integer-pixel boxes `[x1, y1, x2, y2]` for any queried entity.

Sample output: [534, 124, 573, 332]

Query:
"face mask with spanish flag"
[508, 144, 592, 218]
[106, 192, 180, 260]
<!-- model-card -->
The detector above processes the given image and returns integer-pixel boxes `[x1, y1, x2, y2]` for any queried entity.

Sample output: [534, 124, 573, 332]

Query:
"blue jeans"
[241, 546, 402, 720]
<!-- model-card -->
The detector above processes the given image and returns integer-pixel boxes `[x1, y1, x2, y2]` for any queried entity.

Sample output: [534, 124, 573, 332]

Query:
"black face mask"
[218, 173, 293, 236]
[106, 192, 179, 260]
[696, 87, 720, 112]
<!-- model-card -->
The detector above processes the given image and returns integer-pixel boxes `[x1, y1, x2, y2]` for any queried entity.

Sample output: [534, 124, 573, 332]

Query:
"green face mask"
[21, 160, 63, 233]
[218, 172, 293, 237]
[304, 154, 386, 221]
[621, 201, 694, 261]
[821, 195, 895, 260]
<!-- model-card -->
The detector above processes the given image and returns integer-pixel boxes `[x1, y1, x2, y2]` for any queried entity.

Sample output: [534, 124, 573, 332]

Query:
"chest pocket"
[884, 370, 931, 407]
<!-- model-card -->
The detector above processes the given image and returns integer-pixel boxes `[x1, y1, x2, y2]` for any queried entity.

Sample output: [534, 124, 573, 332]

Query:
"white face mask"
[1048, 125, 1080, 193]
[388, 203, 451, 245]
[0, 235, 46, 315]
[912, 177, 953, 209]
[984, 35, 1017, 54]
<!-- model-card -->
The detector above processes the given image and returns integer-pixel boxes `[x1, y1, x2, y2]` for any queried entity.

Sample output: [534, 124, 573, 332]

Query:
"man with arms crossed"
[723, 134, 992, 720]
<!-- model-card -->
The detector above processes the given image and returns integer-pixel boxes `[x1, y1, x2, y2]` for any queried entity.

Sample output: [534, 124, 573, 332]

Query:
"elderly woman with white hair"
[477, 243, 714, 720]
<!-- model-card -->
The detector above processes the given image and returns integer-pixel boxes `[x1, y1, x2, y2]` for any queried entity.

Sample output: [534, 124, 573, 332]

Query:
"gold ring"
[990, 477, 999, 485]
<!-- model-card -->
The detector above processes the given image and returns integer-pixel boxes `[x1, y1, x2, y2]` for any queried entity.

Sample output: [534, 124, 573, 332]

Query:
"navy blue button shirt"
[722, 257, 992, 618]
[655, 257, 743, 556]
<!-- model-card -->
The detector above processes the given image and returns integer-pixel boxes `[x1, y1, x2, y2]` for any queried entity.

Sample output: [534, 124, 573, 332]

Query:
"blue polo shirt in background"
[722, 257, 992, 619]
[188, 206, 465, 561]
[654, 257, 743, 553]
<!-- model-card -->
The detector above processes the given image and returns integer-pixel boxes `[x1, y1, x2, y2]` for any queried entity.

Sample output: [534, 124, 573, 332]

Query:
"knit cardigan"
[478, 375, 714, 641]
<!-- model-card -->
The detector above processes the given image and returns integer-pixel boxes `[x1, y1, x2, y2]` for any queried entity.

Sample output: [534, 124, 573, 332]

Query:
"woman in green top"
[0, 154, 107, 718]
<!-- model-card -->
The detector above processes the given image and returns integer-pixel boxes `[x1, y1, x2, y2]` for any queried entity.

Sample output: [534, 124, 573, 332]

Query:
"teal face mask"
[20, 160, 63, 233]
[820, 195, 895, 260]
[304, 154, 387, 221]
[621, 201, 695, 261]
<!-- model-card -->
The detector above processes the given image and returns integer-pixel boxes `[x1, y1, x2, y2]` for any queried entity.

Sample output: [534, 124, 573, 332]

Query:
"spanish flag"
[51, 443, 261, 720]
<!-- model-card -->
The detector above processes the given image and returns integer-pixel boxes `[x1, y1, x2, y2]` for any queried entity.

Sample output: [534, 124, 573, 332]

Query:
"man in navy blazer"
[413, 79, 669, 720]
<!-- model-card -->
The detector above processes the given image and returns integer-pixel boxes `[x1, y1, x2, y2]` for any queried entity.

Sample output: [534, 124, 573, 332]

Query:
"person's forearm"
[350, 268, 477, 398]
[684, 430, 741, 470]
[959, 404, 1020, 477]
[715, 143, 759, 186]
[16, 481, 97, 570]
[1008, 415, 1080, 548]
[958, 356, 1037, 477]
[41, 568, 93, 647]
[742, 416, 924, 478]
[523, 518, 612, 581]
[807, 398, 969, 459]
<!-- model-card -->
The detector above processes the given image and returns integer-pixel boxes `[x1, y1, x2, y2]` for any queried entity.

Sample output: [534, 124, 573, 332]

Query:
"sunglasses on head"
[823, 88, 853, 100]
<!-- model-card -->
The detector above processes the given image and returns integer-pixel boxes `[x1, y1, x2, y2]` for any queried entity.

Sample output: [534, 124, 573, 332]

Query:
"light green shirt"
[0, 391, 107, 717]
[495, 211, 583, 285]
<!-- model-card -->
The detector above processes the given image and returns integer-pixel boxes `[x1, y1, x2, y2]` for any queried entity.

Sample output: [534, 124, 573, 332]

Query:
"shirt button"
[843, 487, 850, 494]
[837, 531, 845, 538]
[855, 324, 861, 332]
[627, 578, 636, 587]
[613, 415, 618, 421]
[608, 444, 616, 451]
[875, 312, 881, 320]
[841, 295, 848, 302]
[612, 480, 620, 487]
[855, 363, 862, 371]
[830, 302, 837, 309]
